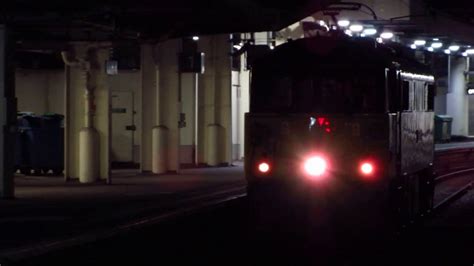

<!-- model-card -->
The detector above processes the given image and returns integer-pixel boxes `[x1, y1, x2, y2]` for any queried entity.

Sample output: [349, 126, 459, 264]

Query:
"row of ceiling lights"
[333, 19, 472, 57]
[333, 20, 393, 40]
[408, 39, 474, 56]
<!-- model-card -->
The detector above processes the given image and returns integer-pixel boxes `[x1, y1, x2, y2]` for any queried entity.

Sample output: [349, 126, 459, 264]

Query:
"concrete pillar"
[198, 35, 232, 166]
[447, 56, 468, 136]
[140, 44, 158, 172]
[157, 40, 180, 172]
[0, 25, 15, 198]
[239, 64, 250, 160]
[141, 40, 180, 173]
[179, 73, 197, 165]
[207, 124, 220, 166]
[64, 44, 110, 183]
[152, 125, 168, 173]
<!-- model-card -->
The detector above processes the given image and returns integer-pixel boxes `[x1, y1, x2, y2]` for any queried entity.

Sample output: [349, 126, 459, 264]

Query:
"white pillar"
[64, 44, 110, 183]
[141, 40, 180, 174]
[0, 25, 14, 198]
[152, 125, 168, 173]
[158, 40, 180, 172]
[207, 124, 220, 166]
[140, 44, 157, 172]
[239, 64, 250, 160]
[447, 56, 468, 136]
[198, 35, 232, 166]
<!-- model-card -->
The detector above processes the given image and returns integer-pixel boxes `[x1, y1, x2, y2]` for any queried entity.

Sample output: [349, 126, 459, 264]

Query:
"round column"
[79, 128, 99, 183]
[207, 124, 220, 166]
[152, 125, 168, 174]
[447, 56, 468, 136]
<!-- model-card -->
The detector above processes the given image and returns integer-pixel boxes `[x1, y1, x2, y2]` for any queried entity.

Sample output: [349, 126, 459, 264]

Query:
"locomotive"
[245, 35, 436, 232]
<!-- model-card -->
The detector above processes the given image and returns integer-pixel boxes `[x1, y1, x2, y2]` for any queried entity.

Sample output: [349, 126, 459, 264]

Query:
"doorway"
[179, 73, 198, 167]
[111, 91, 137, 168]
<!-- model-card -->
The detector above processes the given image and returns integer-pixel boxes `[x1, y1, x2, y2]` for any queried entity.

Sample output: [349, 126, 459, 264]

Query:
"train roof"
[254, 35, 433, 76]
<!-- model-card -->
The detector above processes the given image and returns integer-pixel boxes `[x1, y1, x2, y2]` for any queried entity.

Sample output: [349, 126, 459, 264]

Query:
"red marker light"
[317, 117, 326, 126]
[304, 156, 327, 177]
[360, 162, 374, 175]
[258, 162, 270, 173]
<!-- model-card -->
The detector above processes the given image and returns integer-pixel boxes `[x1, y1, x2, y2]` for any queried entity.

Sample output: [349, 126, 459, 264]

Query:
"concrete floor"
[0, 164, 245, 256]
[14, 165, 244, 200]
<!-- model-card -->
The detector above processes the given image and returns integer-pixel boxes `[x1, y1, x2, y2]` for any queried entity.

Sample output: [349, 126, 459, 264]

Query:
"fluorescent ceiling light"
[449, 45, 460, 51]
[431, 42, 443, 49]
[362, 28, 377, 36]
[337, 20, 350, 27]
[349, 24, 364, 32]
[380, 32, 394, 39]
[414, 40, 426, 46]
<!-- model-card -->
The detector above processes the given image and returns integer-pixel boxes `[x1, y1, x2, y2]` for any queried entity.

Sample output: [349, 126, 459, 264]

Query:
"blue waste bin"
[435, 115, 453, 142]
[15, 114, 28, 174]
[16, 114, 64, 175]
[39, 114, 64, 175]
[19, 115, 43, 175]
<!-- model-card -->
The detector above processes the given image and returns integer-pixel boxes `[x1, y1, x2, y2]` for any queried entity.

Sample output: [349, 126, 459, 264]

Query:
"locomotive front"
[245, 36, 435, 230]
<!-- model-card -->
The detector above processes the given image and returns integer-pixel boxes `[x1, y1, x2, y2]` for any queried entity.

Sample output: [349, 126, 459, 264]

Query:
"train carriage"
[245, 35, 436, 233]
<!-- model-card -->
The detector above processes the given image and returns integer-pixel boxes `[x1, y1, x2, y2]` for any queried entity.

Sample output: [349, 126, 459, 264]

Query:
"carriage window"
[402, 80, 430, 111]
[409, 82, 416, 111]
[427, 84, 435, 111]
[402, 81, 411, 111]
[414, 81, 424, 111]
[413, 82, 419, 110]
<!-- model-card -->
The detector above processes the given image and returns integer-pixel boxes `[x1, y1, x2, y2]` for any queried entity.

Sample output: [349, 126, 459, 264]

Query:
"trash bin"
[39, 114, 64, 175]
[16, 114, 65, 176]
[435, 115, 453, 142]
[18, 115, 43, 175]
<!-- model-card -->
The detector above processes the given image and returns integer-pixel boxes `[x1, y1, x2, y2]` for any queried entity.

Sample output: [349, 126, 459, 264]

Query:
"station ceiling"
[4, 0, 336, 42]
[427, 0, 474, 25]
[3, 0, 474, 45]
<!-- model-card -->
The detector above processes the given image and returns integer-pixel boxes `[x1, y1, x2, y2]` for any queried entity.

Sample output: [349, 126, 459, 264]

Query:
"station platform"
[435, 141, 474, 151]
[0, 164, 246, 261]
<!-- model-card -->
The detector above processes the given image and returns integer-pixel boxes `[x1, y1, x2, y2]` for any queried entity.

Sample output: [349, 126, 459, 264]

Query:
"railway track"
[431, 147, 474, 212]
[432, 168, 474, 212]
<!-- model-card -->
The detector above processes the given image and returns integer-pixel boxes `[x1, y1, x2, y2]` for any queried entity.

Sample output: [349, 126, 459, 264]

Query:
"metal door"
[111, 91, 135, 163]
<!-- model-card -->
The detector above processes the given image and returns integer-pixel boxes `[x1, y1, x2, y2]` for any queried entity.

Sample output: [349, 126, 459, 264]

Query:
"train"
[245, 34, 436, 235]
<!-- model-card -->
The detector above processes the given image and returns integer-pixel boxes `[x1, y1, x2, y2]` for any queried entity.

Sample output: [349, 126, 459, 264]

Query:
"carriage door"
[400, 78, 434, 220]
[111, 91, 135, 164]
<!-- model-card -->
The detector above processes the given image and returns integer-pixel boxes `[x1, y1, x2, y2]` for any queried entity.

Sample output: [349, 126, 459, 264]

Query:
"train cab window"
[251, 70, 385, 114]
[252, 74, 292, 111]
